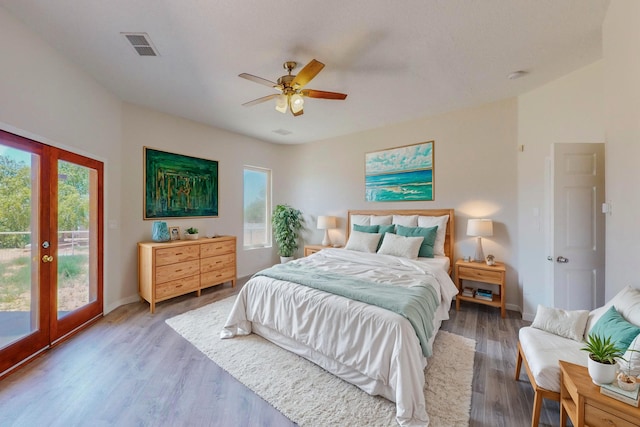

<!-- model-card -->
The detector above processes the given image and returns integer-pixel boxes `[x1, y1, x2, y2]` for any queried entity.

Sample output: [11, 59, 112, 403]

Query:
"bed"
[221, 209, 457, 427]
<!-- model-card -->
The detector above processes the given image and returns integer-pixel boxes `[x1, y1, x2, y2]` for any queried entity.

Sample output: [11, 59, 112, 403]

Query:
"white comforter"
[221, 248, 458, 426]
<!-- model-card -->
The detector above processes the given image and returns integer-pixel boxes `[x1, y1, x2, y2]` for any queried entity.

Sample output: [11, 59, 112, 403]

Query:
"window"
[243, 166, 271, 249]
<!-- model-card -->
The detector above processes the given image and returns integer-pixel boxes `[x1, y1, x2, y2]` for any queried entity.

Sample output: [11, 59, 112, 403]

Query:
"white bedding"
[221, 248, 458, 426]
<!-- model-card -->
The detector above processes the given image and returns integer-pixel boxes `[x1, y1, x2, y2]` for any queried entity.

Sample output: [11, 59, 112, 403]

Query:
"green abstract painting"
[144, 147, 218, 219]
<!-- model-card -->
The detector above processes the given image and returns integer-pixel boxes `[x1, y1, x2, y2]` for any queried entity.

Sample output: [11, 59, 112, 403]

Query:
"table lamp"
[467, 219, 493, 262]
[317, 216, 337, 246]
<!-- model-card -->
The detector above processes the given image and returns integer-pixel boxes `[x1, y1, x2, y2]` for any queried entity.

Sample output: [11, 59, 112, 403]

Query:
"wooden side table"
[303, 244, 332, 257]
[454, 259, 506, 318]
[560, 360, 640, 427]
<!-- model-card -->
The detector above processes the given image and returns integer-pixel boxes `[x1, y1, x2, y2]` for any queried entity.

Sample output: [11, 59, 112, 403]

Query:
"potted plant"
[581, 333, 624, 385]
[185, 227, 199, 240]
[272, 204, 304, 263]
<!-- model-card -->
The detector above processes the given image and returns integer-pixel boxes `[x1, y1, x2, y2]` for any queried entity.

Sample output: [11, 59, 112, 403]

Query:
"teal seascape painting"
[144, 148, 218, 219]
[365, 141, 434, 202]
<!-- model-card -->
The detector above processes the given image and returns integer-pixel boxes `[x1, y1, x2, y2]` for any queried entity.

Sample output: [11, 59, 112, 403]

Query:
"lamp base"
[474, 237, 485, 262]
[322, 230, 332, 247]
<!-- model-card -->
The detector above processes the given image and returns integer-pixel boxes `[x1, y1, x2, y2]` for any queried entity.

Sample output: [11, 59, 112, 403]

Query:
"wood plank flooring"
[0, 280, 560, 426]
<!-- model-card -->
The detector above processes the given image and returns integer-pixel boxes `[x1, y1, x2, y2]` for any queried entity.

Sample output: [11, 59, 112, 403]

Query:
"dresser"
[138, 236, 236, 313]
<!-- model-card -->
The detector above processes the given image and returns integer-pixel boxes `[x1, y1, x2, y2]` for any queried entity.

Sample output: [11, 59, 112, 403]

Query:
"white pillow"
[531, 305, 589, 342]
[418, 215, 449, 256]
[377, 233, 424, 259]
[370, 215, 392, 226]
[618, 335, 640, 377]
[350, 214, 371, 228]
[392, 214, 418, 227]
[585, 285, 640, 339]
[344, 230, 381, 253]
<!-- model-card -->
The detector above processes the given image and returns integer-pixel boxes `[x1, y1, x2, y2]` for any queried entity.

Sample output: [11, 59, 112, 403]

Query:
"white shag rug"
[166, 297, 475, 427]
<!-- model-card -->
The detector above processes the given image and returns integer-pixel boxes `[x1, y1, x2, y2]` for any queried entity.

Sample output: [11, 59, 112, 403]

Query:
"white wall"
[285, 99, 521, 310]
[0, 7, 127, 312]
[517, 62, 605, 319]
[603, 0, 640, 299]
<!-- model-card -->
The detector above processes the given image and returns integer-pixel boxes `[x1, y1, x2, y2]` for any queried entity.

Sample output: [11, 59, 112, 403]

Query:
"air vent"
[121, 32, 159, 57]
[272, 129, 292, 135]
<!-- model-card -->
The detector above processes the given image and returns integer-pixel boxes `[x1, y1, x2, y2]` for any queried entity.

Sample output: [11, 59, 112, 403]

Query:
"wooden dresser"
[138, 236, 236, 313]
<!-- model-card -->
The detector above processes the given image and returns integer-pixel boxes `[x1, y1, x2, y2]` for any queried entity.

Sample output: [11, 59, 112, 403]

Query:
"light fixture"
[317, 216, 337, 247]
[467, 219, 493, 262]
[290, 93, 304, 114]
[275, 94, 287, 114]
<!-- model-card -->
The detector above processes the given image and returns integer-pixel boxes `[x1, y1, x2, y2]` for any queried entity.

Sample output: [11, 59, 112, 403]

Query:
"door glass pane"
[243, 166, 271, 249]
[57, 160, 97, 318]
[0, 145, 39, 349]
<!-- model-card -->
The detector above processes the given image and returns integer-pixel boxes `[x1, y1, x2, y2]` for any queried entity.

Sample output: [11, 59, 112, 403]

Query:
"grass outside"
[0, 249, 90, 312]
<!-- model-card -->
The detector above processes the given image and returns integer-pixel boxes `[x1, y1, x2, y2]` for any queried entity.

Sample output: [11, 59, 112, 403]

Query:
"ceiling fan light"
[275, 94, 287, 113]
[290, 94, 304, 113]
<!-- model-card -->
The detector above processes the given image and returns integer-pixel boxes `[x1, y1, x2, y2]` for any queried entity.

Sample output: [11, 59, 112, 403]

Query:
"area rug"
[166, 297, 475, 427]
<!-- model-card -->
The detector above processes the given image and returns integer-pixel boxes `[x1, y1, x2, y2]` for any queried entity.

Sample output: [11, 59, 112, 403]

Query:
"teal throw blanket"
[254, 262, 440, 357]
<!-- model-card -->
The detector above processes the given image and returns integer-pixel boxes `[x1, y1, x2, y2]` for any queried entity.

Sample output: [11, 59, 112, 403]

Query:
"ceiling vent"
[121, 32, 159, 56]
[272, 129, 292, 135]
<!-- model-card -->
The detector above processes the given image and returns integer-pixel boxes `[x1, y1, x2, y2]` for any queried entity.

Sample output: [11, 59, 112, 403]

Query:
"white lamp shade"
[467, 219, 493, 237]
[275, 94, 287, 113]
[317, 216, 337, 230]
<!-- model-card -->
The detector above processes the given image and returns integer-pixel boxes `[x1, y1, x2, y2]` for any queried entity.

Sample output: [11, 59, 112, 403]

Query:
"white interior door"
[551, 143, 605, 310]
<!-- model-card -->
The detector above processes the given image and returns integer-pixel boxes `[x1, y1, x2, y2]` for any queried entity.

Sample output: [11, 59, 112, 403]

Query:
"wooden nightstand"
[303, 244, 333, 257]
[454, 259, 506, 318]
[560, 360, 640, 427]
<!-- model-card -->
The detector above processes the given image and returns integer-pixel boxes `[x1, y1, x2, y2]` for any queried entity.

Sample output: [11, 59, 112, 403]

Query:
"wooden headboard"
[346, 209, 455, 261]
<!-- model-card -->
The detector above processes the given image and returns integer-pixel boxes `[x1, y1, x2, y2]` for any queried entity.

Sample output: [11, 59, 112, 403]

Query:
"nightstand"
[454, 259, 506, 318]
[303, 244, 333, 257]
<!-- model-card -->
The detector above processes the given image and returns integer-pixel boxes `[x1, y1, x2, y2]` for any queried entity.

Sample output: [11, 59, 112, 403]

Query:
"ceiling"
[0, 0, 610, 145]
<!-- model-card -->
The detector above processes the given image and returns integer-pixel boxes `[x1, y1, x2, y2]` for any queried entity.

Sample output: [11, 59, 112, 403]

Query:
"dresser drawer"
[201, 240, 235, 258]
[201, 253, 235, 272]
[155, 275, 200, 300]
[156, 259, 200, 284]
[201, 267, 236, 287]
[155, 245, 200, 266]
[458, 266, 503, 283]
[585, 404, 638, 427]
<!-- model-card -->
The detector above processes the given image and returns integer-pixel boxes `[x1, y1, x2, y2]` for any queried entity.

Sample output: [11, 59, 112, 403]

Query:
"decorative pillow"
[418, 215, 449, 256]
[377, 233, 424, 259]
[590, 306, 640, 352]
[530, 305, 589, 342]
[585, 285, 640, 340]
[353, 224, 379, 233]
[377, 224, 396, 250]
[370, 215, 392, 226]
[392, 214, 418, 227]
[350, 214, 371, 228]
[618, 335, 640, 377]
[396, 225, 438, 258]
[344, 230, 381, 253]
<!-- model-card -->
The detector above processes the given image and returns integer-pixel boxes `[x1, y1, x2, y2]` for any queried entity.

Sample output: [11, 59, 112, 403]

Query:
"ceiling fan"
[239, 59, 347, 117]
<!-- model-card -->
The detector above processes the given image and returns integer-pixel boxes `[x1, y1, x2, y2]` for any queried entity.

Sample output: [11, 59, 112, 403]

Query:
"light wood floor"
[0, 280, 560, 427]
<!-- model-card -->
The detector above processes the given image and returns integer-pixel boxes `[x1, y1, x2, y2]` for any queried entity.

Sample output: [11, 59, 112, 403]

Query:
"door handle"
[42, 255, 54, 263]
[556, 256, 569, 263]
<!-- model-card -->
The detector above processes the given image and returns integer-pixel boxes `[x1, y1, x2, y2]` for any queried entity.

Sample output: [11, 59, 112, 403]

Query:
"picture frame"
[144, 147, 219, 219]
[169, 226, 181, 241]
[365, 141, 434, 202]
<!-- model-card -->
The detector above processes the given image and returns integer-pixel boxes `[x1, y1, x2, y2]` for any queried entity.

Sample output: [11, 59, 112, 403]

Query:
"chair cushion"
[519, 326, 587, 392]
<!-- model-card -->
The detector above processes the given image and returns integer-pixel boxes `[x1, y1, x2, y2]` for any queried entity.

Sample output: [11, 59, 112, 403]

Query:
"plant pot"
[185, 233, 199, 240]
[587, 357, 618, 385]
[280, 256, 294, 264]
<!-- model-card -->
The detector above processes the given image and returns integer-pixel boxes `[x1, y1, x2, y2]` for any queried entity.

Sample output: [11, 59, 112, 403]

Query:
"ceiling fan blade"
[291, 59, 325, 88]
[239, 73, 279, 89]
[242, 94, 278, 107]
[292, 107, 304, 117]
[301, 89, 348, 100]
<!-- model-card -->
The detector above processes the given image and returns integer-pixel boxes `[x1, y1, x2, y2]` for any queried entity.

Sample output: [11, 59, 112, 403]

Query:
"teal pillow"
[353, 224, 379, 233]
[590, 306, 640, 352]
[396, 225, 438, 258]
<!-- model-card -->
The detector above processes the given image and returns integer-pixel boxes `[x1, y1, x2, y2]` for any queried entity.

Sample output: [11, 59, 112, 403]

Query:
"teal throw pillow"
[396, 225, 438, 258]
[590, 306, 640, 352]
[353, 224, 379, 233]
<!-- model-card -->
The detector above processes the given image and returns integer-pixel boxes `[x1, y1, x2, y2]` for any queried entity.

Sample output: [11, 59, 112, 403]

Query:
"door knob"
[556, 256, 569, 263]
[42, 255, 54, 263]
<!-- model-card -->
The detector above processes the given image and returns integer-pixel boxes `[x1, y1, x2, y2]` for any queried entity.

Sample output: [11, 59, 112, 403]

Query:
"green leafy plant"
[580, 333, 624, 364]
[272, 204, 304, 257]
[186, 227, 198, 234]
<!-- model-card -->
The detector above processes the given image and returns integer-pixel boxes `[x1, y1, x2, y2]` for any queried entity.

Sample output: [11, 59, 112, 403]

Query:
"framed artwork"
[365, 141, 434, 202]
[169, 226, 181, 241]
[144, 147, 219, 219]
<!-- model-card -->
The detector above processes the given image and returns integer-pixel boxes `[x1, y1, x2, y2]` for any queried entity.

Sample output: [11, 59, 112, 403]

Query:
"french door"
[0, 129, 103, 376]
